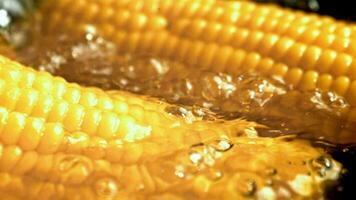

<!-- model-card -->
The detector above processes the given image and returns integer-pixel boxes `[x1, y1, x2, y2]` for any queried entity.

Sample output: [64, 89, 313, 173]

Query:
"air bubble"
[0, 9, 11, 28]
[309, 156, 333, 177]
[342, 148, 349, 153]
[166, 106, 198, 123]
[189, 143, 220, 169]
[174, 164, 186, 179]
[85, 25, 97, 41]
[165, 105, 217, 122]
[240, 179, 257, 197]
[208, 138, 233, 152]
[189, 151, 203, 165]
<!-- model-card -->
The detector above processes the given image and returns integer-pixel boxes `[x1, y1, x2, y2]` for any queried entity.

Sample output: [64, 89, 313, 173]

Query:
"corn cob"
[0, 0, 353, 199]
[0, 55, 264, 186]
[40, 0, 356, 96]
[0, 55, 260, 163]
[0, 44, 341, 200]
[0, 136, 341, 199]
[37, 0, 356, 141]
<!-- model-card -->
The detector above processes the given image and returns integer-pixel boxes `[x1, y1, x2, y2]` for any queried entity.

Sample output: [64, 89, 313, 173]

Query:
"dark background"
[256, 0, 356, 21]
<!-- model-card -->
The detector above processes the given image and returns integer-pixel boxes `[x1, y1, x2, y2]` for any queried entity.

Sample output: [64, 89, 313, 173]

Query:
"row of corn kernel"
[0, 172, 99, 199]
[0, 147, 166, 197]
[0, 105, 174, 165]
[43, 0, 356, 38]
[101, 29, 356, 102]
[169, 18, 355, 59]
[0, 61, 174, 128]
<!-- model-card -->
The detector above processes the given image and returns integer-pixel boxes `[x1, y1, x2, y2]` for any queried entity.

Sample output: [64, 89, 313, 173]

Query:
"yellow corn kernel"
[347, 81, 356, 106]
[0, 145, 22, 172]
[15, 89, 39, 114]
[37, 0, 356, 110]
[63, 86, 81, 104]
[65, 131, 90, 153]
[0, 87, 21, 111]
[62, 104, 85, 132]
[255, 58, 275, 75]
[299, 70, 319, 91]
[105, 139, 124, 163]
[331, 76, 351, 96]
[284, 67, 303, 86]
[31, 95, 54, 119]
[47, 100, 69, 123]
[186, 41, 206, 67]
[36, 124, 64, 154]
[315, 49, 338, 73]
[97, 112, 120, 139]
[1, 0, 355, 198]
[0, 107, 8, 133]
[12, 151, 38, 175]
[82, 136, 107, 159]
[330, 53, 353, 76]
[0, 112, 26, 145]
[317, 74, 333, 91]
[299, 46, 322, 70]
[32, 73, 53, 93]
[31, 154, 53, 179]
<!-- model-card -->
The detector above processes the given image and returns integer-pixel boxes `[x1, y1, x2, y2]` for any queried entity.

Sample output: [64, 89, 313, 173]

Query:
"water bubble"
[240, 179, 257, 197]
[257, 186, 276, 200]
[0, 9, 11, 28]
[208, 138, 233, 152]
[342, 147, 349, 153]
[38, 52, 66, 73]
[189, 143, 220, 169]
[192, 107, 205, 117]
[85, 25, 97, 41]
[165, 106, 198, 123]
[228, 173, 259, 198]
[189, 151, 203, 165]
[94, 177, 118, 198]
[150, 58, 169, 75]
[213, 74, 236, 98]
[165, 105, 218, 122]
[309, 156, 333, 177]
[174, 164, 186, 179]
[276, 186, 292, 199]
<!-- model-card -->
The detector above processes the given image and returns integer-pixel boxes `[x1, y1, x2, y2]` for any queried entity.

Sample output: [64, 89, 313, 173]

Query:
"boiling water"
[1, 11, 355, 199]
[18, 27, 355, 144]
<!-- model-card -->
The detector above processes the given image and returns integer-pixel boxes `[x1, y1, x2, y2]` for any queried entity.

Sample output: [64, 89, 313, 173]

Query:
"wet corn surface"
[0, 0, 356, 199]
[18, 30, 355, 143]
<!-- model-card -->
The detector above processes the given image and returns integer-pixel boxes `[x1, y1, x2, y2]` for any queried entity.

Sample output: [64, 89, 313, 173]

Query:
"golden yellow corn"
[0, 0, 354, 199]
[0, 136, 341, 199]
[0, 55, 268, 199]
[0, 55, 259, 161]
[0, 46, 341, 200]
[37, 0, 356, 140]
